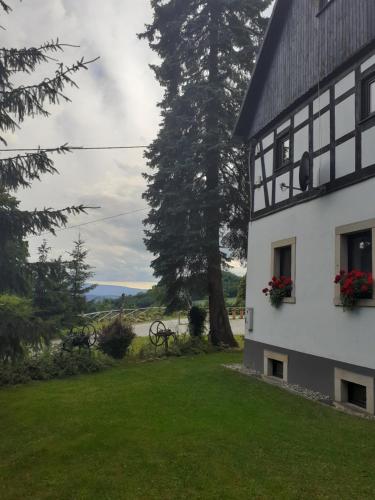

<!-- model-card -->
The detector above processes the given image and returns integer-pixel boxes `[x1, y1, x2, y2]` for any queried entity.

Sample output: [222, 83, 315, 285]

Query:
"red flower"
[262, 288, 269, 294]
[361, 284, 369, 293]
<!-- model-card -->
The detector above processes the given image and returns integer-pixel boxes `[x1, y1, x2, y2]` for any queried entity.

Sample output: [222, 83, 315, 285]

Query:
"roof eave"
[233, 0, 291, 141]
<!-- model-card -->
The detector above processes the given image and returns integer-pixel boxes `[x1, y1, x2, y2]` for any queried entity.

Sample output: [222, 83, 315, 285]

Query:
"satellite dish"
[299, 151, 310, 192]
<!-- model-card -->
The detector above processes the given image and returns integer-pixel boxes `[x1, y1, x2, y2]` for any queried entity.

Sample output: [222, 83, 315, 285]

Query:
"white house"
[234, 0, 375, 414]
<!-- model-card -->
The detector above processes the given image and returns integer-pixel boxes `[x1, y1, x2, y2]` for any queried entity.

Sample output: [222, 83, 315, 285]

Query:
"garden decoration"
[334, 270, 373, 310]
[262, 276, 293, 308]
[149, 320, 177, 351]
[61, 323, 98, 353]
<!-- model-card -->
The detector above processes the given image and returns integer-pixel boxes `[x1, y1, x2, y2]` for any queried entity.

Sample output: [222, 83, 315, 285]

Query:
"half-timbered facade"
[235, 0, 375, 413]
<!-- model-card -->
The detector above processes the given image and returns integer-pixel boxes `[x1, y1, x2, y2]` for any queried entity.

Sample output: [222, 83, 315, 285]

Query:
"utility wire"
[0, 141, 229, 153]
[31, 207, 148, 238]
[0, 145, 150, 152]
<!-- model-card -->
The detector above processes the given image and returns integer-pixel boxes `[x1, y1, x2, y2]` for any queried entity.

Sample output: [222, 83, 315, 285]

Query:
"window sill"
[283, 297, 296, 304]
[334, 298, 375, 308]
[358, 112, 375, 127]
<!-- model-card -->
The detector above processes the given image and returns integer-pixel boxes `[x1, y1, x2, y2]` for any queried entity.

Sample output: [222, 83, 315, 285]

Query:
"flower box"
[334, 270, 373, 310]
[262, 276, 293, 308]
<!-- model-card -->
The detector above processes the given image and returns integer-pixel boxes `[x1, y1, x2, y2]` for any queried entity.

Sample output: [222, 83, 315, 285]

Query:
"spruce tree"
[140, 0, 270, 345]
[32, 240, 71, 326]
[0, 2, 97, 293]
[68, 236, 96, 316]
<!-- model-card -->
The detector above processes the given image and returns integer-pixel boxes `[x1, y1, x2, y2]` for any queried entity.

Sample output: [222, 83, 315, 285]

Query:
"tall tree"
[0, 190, 31, 295]
[68, 236, 96, 316]
[32, 240, 71, 326]
[0, 2, 97, 293]
[140, 0, 270, 345]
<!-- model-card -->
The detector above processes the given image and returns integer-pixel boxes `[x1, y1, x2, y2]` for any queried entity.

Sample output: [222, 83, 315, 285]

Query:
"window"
[347, 382, 367, 409]
[334, 368, 374, 414]
[271, 359, 284, 379]
[276, 131, 290, 170]
[335, 219, 375, 306]
[361, 73, 375, 120]
[347, 231, 372, 273]
[264, 350, 288, 382]
[271, 237, 296, 303]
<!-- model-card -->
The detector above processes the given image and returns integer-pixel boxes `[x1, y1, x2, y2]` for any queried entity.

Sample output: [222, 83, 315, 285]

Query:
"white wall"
[246, 177, 375, 369]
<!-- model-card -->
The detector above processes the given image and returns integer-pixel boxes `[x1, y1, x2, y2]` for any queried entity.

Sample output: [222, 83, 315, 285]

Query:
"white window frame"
[264, 350, 288, 382]
[334, 368, 374, 414]
[335, 219, 375, 307]
[271, 237, 296, 304]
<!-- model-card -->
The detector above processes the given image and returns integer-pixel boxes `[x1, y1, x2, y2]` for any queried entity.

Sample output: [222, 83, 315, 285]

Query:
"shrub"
[138, 336, 215, 361]
[0, 294, 50, 363]
[188, 306, 207, 338]
[97, 318, 135, 359]
[0, 350, 113, 387]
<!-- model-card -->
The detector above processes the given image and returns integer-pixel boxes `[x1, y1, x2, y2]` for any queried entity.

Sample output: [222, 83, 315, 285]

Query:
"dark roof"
[234, 0, 375, 140]
[233, 0, 290, 140]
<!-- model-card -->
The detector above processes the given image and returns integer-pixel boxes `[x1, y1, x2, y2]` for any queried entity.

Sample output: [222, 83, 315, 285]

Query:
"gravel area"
[223, 363, 332, 404]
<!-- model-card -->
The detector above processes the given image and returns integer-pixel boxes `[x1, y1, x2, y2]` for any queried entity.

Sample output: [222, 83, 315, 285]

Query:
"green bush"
[97, 318, 135, 359]
[0, 294, 50, 363]
[188, 306, 207, 338]
[0, 350, 113, 386]
[139, 336, 215, 360]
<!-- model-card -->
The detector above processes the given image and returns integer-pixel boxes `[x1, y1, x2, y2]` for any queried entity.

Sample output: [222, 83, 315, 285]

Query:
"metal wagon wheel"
[149, 320, 167, 346]
[61, 334, 74, 354]
[82, 323, 97, 347]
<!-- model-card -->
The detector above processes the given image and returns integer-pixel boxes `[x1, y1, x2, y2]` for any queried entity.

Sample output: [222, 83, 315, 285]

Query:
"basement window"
[346, 382, 367, 409]
[334, 368, 374, 414]
[271, 359, 284, 379]
[264, 350, 288, 382]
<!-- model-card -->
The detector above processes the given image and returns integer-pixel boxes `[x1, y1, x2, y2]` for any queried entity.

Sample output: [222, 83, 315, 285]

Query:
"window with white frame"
[271, 237, 296, 303]
[335, 219, 375, 306]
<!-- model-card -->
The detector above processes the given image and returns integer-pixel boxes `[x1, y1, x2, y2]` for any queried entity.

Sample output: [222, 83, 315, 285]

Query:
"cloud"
[2, 0, 247, 284]
[2, 0, 162, 282]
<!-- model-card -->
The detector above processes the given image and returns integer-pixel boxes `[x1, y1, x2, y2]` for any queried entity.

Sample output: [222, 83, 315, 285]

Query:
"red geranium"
[262, 275, 293, 308]
[334, 269, 373, 310]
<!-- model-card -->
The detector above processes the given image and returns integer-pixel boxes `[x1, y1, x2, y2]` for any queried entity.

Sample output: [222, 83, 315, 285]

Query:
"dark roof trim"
[233, 0, 292, 141]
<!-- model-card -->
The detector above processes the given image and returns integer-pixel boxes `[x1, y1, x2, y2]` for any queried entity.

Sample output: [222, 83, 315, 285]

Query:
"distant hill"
[86, 285, 144, 300]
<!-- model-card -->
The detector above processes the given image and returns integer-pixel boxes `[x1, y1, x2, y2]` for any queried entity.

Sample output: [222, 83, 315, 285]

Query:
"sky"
[2, 0, 273, 289]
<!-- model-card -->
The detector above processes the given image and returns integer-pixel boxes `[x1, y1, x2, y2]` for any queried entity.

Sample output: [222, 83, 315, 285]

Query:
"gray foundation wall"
[244, 338, 375, 399]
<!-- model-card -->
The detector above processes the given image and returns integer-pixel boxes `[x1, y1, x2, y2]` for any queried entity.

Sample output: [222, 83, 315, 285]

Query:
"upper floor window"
[276, 131, 290, 170]
[362, 73, 375, 120]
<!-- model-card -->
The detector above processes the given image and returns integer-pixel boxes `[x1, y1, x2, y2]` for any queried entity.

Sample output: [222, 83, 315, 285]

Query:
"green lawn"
[1, 353, 375, 499]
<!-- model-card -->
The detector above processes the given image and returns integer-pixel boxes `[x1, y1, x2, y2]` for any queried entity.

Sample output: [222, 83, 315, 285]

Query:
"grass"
[1, 352, 375, 499]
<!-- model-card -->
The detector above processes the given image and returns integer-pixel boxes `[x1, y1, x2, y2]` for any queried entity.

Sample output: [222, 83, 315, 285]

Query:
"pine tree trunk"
[206, 1, 237, 347]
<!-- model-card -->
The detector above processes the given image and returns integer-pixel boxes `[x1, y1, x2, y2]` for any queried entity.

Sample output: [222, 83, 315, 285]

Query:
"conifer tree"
[32, 240, 71, 326]
[68, 236, 96, 316]
[140, 0, 270, 345]
[0, 2, 97, 293]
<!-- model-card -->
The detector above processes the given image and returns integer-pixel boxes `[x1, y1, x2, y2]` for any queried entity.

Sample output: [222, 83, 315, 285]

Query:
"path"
[134, 318, 245, 337]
